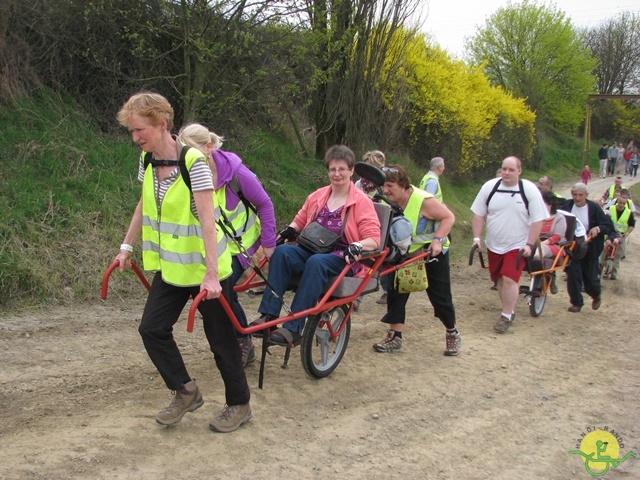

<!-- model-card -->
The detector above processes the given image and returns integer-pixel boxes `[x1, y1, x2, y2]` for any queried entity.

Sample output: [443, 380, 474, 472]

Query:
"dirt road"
[1, 175, 639, 480]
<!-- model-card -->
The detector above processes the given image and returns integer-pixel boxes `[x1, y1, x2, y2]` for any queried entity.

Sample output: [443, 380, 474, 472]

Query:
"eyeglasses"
[328, 167, 351, 174]
[382, 167, 399, 174]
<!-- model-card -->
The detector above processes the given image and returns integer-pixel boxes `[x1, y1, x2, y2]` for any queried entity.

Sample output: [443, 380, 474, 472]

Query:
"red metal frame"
[101, 246, 439, 358]
[101, 247, 434, 340]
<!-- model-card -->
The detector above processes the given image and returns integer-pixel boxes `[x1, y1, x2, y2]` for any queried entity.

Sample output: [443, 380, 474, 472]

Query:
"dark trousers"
[139, 273, 250, 406]
[566, 256, 601, 307]
[382, 249, 456, 329]
[231, 256, 249, 338]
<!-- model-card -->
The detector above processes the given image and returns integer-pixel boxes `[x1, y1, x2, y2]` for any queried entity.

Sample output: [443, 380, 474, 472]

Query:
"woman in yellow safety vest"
[114, 92, 251, 433]
[372, 165, 461, 357]
[178, 123, 277, 368]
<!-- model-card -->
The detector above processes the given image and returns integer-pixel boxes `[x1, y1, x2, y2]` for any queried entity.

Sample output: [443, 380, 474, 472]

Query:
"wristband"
[526, 243, 535, 250]
[120, 243, 134, 253]
[473, 237, 481, 242]
[433, 237, 444, 243]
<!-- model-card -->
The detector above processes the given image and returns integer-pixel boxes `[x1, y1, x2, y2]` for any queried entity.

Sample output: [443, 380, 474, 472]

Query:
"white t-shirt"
[557, 209, 586, 237]
[570, 204, 590, 231]
[471, 177, 548, 254]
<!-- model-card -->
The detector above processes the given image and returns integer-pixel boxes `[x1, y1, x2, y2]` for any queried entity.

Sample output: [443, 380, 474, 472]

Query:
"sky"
[420, 0, 640, 58]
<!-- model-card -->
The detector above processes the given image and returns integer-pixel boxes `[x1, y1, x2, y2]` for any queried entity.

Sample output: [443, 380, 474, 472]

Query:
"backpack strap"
[144, 146, 192, 191]
[228, 173, 258, 216]
[485, 178, 529, 213]
[485, 178, 503, 207]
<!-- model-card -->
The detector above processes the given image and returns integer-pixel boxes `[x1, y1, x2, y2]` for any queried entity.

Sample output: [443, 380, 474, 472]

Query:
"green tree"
[465, 1, 596, 134]
[584, 11, 640, 95]
[304, 0, 420, 157]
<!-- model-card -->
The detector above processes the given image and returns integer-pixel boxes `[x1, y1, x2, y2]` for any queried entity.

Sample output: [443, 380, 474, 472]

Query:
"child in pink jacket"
[581, 165, 592, 185]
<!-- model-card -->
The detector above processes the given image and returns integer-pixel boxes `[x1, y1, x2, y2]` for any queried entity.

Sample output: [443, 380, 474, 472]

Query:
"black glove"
[344, 242, 363, 263]
[276, 226, 297, 244]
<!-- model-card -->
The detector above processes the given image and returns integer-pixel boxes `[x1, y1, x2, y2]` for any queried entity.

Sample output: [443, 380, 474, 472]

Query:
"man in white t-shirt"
[471, 156, 548, 333]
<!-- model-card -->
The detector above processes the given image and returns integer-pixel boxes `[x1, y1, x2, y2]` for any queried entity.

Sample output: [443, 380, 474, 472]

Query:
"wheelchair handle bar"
[101, 260, 151, 299]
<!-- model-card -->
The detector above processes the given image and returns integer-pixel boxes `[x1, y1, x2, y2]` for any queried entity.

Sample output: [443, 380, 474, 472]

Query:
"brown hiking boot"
[592, 296, 602, 310]
[238, 336, 255, 367]
[155, 379, 204, 425]
[209, 403, 252, 433]
[493, 315, 512, 333]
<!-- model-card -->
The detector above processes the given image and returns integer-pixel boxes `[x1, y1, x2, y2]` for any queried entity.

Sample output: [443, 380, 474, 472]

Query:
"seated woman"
[534, 190, 568, 263]
[254, 145, 381, 346]
[532, 190, 568, 295]
[372, 165, 460, 356]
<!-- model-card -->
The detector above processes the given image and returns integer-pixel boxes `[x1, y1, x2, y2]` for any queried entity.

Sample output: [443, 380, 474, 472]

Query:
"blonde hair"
[362, 150, 385, 168]
[116, 92, 174, 130]
[178, 123, 225, 151]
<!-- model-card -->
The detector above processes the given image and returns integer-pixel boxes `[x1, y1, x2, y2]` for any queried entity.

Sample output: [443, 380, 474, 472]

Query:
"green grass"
[0, 90, 611, 308]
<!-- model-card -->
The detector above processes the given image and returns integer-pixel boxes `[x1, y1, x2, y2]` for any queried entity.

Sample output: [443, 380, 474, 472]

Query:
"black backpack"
[144, 147, 257, 235]
[486, 178, 529, 213]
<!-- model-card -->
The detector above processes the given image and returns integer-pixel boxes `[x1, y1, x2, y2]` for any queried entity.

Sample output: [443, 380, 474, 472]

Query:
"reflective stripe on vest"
[404, 187, 450, 253]
[419, 172, 442, 202]
[141, 147, 232, 286]
[215, 186, 261, 256]
[609, 204, 631, 234]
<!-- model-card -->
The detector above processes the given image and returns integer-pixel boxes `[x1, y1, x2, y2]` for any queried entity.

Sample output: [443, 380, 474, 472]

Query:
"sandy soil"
[1, 176, 639, 480]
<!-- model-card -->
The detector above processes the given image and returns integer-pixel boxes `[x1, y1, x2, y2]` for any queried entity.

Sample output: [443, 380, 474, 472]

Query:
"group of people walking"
[598, 141, 638, 179]
[112, 90, 635, 434]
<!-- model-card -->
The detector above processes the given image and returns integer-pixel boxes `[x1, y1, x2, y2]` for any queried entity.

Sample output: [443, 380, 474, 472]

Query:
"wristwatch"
[433, 237, 444, 243]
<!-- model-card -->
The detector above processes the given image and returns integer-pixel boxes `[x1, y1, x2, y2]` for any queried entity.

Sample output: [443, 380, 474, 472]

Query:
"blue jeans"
[258, 244, 348, 334]
[231, 256, 249, 338]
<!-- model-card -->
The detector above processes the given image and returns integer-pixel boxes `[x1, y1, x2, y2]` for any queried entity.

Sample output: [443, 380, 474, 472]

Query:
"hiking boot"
[372, 330, 402, 353]
[238, 336, 255, 367]
[610, 275, 617, 280]
[209, 403, 252, 433]
[592, 296, 602, 310]
[493, 315, 512, 333]
[376, 293, 388, 305]
[155, 379, 204, 425]
[249, 314, 276, 338]
[549, 274, 558, 294]
[353, 298, 361, 312]
[444, 331, 461, 356]
[568, 305, 582, 313]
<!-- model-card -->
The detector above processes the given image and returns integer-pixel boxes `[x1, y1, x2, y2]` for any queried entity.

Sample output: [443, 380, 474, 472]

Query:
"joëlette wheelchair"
[470, 214, 588, 317]
[102, 162, 430, 388]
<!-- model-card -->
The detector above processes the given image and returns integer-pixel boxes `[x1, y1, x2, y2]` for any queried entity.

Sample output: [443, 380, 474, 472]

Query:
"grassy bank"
[0, 90, 602, 309]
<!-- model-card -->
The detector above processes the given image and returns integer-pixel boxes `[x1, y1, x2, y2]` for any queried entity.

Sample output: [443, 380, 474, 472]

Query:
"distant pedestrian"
[630, 149, 639, 180]
[598, 143, 609, 178]
[581, 165, 591, 185]
[616, 143, 624, 174]
[608, 143, 619, 176]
